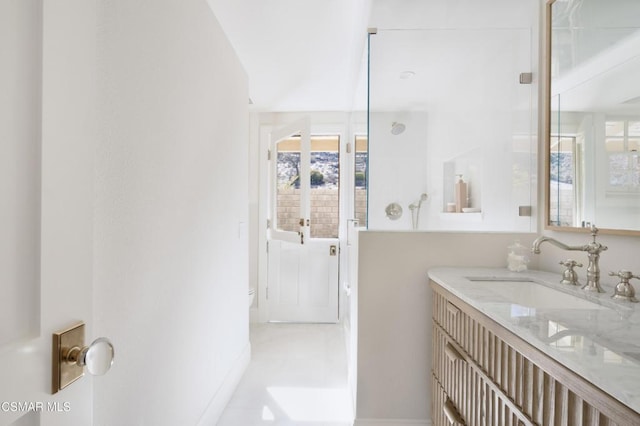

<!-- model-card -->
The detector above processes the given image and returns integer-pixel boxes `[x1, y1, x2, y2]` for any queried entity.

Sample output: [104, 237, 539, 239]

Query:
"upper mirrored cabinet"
[546, 0, 640, 235]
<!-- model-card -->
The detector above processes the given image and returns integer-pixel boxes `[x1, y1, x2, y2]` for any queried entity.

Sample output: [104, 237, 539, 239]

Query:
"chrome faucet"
[531, 225, 608, 293]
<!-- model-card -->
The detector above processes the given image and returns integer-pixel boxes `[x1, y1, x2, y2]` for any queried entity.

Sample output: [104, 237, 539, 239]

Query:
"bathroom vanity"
[429, 267, 640, 426]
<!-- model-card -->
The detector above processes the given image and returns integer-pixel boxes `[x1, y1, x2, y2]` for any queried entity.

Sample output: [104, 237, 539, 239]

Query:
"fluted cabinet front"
[431, 280, 639, 426]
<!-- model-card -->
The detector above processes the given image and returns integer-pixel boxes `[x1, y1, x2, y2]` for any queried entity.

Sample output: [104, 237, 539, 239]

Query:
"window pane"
[605, 138, 624, 152]
[629, 138, 640, 152]
[609, 153, 630, 187]
[310, 136, 340, 239]
[606, 121, 624, 137]
[276, 136, 301, 233]
[629, 121, 640, 137]
[354, 136, 368, 228]
[549, 136, 575, 226]
[633, 154, 640, 187]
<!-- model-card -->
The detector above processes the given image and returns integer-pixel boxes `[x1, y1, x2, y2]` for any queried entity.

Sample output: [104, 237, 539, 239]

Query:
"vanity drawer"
[432, 322, 467, 401]
[434, 321, 529, 426]
[432, 286, 464, 343]
[432, 280, 529, 390]
[432, 374, 466, 426]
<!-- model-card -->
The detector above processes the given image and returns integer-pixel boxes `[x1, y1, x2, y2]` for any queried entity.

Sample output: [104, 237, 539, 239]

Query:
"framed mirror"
[545, 0, 640, 235]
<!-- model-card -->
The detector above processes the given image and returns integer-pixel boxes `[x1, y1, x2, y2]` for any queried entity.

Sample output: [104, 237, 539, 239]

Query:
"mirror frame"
[543, 0, 640, 237]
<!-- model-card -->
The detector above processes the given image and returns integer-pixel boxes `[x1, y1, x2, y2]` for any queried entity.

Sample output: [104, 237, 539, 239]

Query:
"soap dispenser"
[507, 240, 529, 272]
[454, 174, 468, 213]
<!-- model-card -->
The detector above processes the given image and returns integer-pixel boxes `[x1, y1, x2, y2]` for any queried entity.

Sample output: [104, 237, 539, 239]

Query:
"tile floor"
[217, 323, 354, 426]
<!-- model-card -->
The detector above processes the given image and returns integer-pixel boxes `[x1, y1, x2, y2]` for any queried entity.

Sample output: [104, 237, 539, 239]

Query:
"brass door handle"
[53, 322, 115, 394]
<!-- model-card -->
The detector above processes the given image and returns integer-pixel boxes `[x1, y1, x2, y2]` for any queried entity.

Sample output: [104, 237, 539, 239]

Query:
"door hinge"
[267, 219, 271, 229]
[266, 287, 269, 300]
[346, 142, 352, 154]
[267, 149, 272, 160]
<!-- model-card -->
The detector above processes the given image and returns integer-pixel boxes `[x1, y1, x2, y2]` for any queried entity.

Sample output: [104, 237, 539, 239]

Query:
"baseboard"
[197, 342, 251, 426]
[354, 419, 431, 426]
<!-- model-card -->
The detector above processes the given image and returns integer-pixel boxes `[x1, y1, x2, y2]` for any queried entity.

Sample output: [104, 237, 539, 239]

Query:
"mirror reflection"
[548, 0, 640, 233]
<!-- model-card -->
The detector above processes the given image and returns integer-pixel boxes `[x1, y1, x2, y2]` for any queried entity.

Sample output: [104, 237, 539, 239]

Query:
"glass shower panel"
[354, 135, 368, 228]
[367, 27, 536, 231]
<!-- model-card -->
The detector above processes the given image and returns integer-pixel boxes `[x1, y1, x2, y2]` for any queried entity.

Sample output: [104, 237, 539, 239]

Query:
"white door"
[267, 119, 340, 323]
[1, 2, 98, 425]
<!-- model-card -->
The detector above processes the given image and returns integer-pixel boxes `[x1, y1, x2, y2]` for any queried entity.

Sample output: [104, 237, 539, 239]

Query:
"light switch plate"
[52, 322, 85, 394]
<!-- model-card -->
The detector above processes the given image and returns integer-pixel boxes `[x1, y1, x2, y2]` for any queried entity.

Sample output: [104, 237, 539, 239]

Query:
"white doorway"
[264, 118, 342, 323]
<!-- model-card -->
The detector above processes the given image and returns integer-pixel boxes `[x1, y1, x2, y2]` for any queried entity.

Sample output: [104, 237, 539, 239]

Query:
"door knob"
[65, 337, 115, 376]
[52, 322, 115, 394]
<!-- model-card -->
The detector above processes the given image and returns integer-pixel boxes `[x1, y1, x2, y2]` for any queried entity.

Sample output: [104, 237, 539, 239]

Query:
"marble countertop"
[428, 266, 640, 414]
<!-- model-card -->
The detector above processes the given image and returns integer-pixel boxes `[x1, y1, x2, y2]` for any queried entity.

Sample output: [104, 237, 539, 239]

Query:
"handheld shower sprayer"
[409, 193, 428, 229]
[409, 193, 428, 210]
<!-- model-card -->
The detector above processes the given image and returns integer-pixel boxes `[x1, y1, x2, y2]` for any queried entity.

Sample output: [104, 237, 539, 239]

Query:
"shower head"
[391, 122, 406, 135]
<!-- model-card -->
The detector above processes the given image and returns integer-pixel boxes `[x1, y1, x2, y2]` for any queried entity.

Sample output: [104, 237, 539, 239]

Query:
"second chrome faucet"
[531, 225, 607, 293]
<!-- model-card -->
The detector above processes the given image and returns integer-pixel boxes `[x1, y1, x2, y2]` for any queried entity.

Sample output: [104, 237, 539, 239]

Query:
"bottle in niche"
[454, 174, 468, 213]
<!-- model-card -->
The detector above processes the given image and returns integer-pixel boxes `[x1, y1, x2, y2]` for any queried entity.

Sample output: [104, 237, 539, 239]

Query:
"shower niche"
[442, 153, 482, 216]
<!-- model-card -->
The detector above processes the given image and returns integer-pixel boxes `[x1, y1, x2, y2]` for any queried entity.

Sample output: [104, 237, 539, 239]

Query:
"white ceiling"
[206, 0, 538, 112]
[206, 0, 372, 112]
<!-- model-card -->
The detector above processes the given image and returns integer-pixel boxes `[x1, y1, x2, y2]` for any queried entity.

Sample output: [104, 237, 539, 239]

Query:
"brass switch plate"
[52, 322, 85, 394]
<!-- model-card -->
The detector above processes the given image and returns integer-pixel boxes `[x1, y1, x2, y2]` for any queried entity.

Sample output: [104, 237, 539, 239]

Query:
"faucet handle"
[560, 259, 583, 268]
[609, 270, 640, 280]
[608, 270, 639, 302]
[559, 259, 582, 286]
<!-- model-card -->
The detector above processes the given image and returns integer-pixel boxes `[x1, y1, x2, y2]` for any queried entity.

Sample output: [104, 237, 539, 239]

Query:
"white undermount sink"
[465, 276, 608, 310]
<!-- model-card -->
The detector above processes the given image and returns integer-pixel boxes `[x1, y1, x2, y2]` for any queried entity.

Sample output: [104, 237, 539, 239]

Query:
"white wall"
[93, 1, 249, 424]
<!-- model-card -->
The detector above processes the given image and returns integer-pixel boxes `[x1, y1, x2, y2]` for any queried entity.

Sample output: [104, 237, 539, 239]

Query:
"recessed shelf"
[440, 212, 483, 222]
